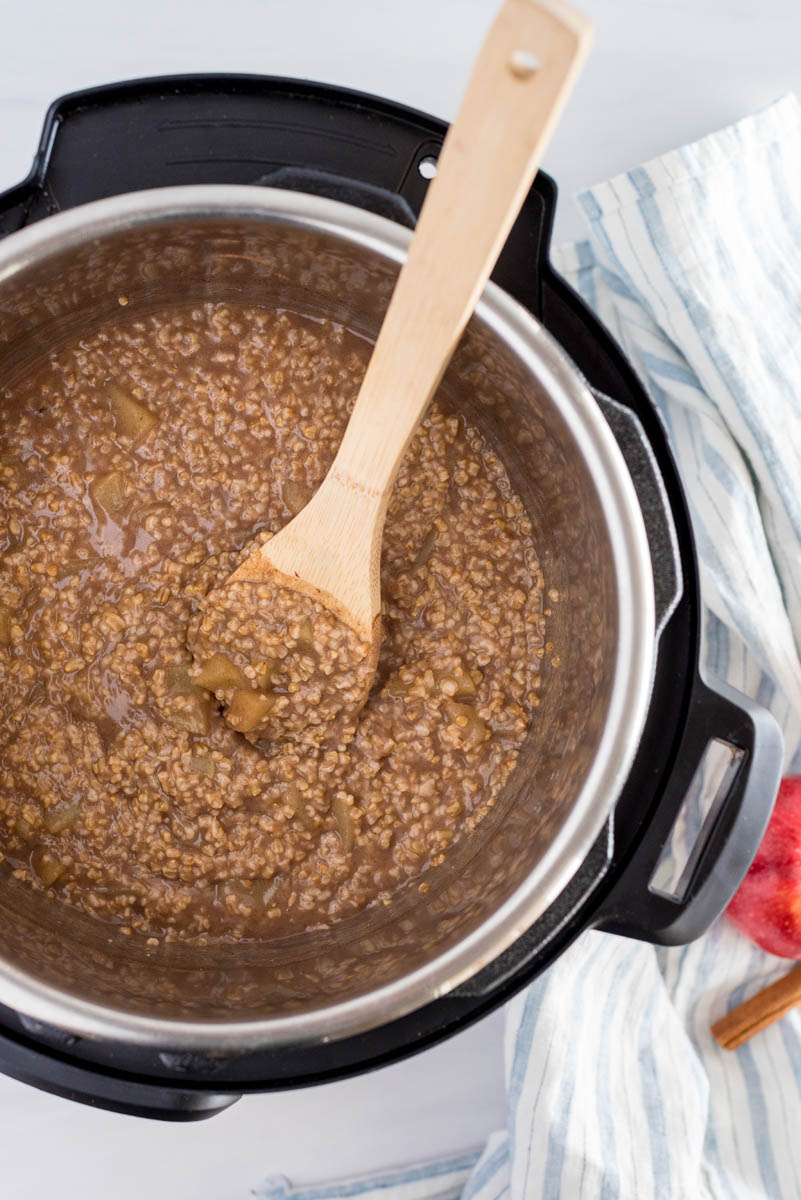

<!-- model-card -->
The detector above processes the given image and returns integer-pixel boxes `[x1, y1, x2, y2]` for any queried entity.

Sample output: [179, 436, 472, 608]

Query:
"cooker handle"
[0, 1029, 240, 1120]
[595, 675, 783, 945]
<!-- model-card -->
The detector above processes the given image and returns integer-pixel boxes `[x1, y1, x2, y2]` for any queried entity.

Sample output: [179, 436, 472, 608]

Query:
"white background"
[2, 1, 800, 1196]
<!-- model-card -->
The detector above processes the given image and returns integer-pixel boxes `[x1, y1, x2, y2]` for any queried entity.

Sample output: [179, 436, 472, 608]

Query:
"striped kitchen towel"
[254, 94, 801, 1200]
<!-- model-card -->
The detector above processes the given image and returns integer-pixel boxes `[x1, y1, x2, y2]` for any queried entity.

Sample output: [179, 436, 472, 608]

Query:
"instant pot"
[0, 75, 782, 1119]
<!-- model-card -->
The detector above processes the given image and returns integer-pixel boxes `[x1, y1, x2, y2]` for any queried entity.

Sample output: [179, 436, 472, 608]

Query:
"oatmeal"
[188, 576, 376, 750]
[0, 303, 544, 943]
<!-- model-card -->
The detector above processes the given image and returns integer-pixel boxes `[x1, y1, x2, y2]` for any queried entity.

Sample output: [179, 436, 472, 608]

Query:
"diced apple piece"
[283, 783, 317, 831]
[295, 618, 314, 648]
[282, 480, 312, 516]
[108, 383, 158, 446]
[90, 470, 126, 514]
[165, 664, 194, 694]
[332, 794, 355, 852]
[43, 802, 80, 834]
[411, 527, 436, 571]
[452, 669, 477, 698]
[443, 699, 489, 747]
[224, 879, 258, 910]
[32, 846, 66, 888]
[257, 660, 277, 691]
[169, 692, 212, 736]
[193, 653, 248, 692]
[441, 662, 478, 699]
[385, 673, 411, 697]
[14, 813, 35, 840]
[224, 877, 276, 909]
[227, 688, 277, 733]
[190, 754, 216, 780]
[0, 604, 14, 646]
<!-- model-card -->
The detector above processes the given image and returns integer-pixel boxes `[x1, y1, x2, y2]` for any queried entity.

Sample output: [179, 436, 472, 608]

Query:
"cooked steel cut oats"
[188, 575, 377, 750]
[0, 303, 545, 943]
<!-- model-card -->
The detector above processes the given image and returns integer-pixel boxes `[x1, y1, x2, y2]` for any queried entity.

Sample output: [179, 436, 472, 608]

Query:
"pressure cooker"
[0, 75, 782, 1119]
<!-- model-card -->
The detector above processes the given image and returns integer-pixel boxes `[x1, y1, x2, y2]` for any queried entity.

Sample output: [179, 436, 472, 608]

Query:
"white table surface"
[2, 1, 801, 1195]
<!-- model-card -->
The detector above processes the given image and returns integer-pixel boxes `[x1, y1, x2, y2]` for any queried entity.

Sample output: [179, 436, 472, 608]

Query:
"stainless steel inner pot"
[0, 186, 654, 1050]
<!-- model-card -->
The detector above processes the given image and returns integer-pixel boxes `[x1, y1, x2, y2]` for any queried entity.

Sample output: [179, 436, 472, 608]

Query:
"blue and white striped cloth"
[255, 95, 801, 1200]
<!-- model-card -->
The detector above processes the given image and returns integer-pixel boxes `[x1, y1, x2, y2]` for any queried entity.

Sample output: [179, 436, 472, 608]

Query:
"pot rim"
[0, 185, 655, 1049]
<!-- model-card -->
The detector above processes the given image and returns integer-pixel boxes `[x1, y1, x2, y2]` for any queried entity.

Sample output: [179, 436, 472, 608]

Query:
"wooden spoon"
[229, 0, 592, 647]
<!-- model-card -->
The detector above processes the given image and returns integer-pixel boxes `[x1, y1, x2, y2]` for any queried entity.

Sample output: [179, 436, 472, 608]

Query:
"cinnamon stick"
[711, 964, 801, 1050]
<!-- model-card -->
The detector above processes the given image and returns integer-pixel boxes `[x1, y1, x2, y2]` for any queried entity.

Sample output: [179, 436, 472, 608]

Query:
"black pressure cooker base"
[0, 75, 773, 1120]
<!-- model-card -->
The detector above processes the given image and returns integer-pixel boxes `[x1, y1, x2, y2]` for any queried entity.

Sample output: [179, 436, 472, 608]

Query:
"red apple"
[727, 775, 801, 958]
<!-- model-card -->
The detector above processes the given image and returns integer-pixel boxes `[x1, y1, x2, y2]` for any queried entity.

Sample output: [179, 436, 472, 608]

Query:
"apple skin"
[727, 776, 801, 958]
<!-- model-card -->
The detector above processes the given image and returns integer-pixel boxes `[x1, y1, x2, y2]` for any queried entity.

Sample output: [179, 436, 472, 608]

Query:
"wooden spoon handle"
[711, 963, 801, 1050]
[332, 0, 593, 499]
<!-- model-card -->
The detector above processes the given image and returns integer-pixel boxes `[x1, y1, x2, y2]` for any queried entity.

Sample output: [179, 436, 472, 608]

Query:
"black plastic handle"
[0, 1025, 240, 1121]
[596, 675, 783, 945]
